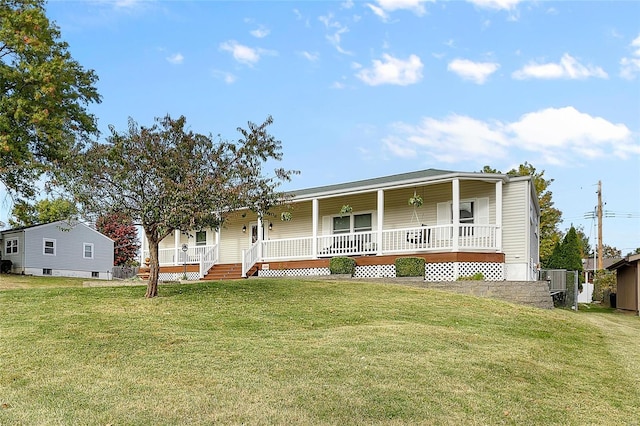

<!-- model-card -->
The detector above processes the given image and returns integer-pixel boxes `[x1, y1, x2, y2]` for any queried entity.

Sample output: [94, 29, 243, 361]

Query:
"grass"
[1, 276, 639, 425]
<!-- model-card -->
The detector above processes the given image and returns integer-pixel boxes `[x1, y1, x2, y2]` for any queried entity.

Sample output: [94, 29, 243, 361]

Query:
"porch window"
[5, 239, 18, 255]
[459, 202, 474, 236]
[43, 239, 56, 256]
[332, 213, 372, 234]
[196, 231, 207, 246]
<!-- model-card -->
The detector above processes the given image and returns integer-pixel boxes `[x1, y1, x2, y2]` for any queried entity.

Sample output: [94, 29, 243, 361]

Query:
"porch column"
[495, 180, 503, 252]
[257, 216, 263, 260]
[377, 189, 384, 255]
[174, 229, 180, 266]
[140, 226, 146, 264]
[312, 198, 319, 259]
[452, 179, 460, 252]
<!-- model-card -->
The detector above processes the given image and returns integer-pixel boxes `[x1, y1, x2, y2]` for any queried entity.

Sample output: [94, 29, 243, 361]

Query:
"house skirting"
[257, 253, 506, 281]
[22, 267, 112, 280]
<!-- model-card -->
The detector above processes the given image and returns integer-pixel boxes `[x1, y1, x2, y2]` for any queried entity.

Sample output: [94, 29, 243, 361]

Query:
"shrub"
[593, 270, 616, 302]
[395, 257, 425, 277]
[457, 272, 485, 281]
[329, 257, 356, 275]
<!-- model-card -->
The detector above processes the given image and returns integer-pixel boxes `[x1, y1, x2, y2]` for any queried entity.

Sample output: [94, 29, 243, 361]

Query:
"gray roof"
[286, 168, 506, 200]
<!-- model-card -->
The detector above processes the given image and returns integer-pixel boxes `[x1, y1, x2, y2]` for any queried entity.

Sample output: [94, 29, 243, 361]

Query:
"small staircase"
[202, 263, 258, 281]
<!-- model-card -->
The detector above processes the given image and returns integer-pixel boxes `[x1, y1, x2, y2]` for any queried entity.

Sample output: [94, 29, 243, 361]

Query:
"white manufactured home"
[142, 169, 540, 282]
[1, 220, 114, 280]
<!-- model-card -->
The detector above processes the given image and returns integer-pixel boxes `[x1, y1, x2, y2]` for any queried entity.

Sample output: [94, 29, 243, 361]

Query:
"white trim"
[83, 242, 94, 259]
[5, 238, 18, 254]
[43, 238, 56, 256]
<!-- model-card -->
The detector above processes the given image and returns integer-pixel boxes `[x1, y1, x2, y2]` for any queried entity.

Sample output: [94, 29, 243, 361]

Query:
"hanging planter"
[408, 193, 423, 208]
[340, 205, 353, 215]
[280, 211, 292, 222]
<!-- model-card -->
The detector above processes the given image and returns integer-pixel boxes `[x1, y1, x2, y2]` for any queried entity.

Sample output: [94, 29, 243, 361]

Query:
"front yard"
[1, 276, 638, 424]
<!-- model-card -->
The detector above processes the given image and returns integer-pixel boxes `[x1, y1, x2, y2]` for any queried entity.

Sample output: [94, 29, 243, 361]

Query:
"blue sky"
[3, 0, 640, 255]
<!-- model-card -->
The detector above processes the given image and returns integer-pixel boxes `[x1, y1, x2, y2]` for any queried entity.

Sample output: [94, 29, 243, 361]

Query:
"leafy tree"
[626, 248, 640, 257]
[0, 0, 100, 199]
[482, 162, 562, 265]
[66, 114, 297, 298]
[602, 244, 622, 259]
[96, 213, 140, 266]
[575, 225, 592, 259]
[547, 226, 583, 273]
[8, 196, 77, 227]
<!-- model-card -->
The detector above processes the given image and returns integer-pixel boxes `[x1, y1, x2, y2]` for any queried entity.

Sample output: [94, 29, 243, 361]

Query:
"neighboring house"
[582, 258, 621, 283]
[607, 254, 640, 315]
[0, 220, 114, 280]
[142, 168, 541, 282]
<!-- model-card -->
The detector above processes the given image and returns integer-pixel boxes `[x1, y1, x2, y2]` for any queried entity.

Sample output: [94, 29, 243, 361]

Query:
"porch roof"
[287, 168, 508, 201]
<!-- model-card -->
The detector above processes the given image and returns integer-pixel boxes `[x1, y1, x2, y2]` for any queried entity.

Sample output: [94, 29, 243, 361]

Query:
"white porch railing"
[199, 245, 219, 278]
[262, 237, 314, 260]
[144, 244, 218, 267]
[242, 241, 261, 278]
[258, 224, 499, 261]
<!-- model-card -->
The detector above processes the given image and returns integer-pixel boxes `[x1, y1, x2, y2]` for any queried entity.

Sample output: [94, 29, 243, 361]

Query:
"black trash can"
[610, 293, 617, 309]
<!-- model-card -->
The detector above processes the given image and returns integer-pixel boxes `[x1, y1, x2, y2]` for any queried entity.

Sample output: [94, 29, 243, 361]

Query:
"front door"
[249, 222, 268, 244]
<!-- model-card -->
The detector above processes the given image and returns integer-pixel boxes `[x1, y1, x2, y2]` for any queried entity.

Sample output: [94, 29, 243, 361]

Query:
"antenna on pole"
[597, 180, 603, 270]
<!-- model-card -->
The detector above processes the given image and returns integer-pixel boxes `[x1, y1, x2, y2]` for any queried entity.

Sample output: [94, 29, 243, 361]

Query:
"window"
[459, 201, 474, 224]
[43, 239, 56, 255]
[91, 271, 99, 278]
[457, 202, 474, 236]
[83, 243, 94, 259]
[5, 239, 18, 255]
[196, 231, 207, 246]
[332, 216, 351, 234]
[332, 213, 372, 234]
[43, 268, 52, 275]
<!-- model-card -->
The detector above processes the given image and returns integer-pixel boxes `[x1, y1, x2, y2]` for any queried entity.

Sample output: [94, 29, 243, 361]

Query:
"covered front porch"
[143, 177, 503, 279]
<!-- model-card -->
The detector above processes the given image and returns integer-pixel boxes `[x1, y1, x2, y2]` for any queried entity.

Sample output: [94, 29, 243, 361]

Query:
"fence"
[539, 269, 579, 309]
[112, 265, 139, 279]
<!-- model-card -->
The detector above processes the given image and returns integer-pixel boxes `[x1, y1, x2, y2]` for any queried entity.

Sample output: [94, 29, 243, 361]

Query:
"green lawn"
[1, 277, 639, 425]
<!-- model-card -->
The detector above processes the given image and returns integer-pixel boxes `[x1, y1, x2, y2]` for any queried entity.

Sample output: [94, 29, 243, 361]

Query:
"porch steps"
[202, 263, 257, 280]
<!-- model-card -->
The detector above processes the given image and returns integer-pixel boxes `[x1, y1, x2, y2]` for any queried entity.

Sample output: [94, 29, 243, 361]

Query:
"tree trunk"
[145, 232, 160, 298]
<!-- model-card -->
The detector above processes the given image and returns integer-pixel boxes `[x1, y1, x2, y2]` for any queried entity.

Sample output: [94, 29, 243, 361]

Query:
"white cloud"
[369, 0, 429, 18]
[211, 70, 237, 84]
[620, 34, 640, 80]
[219, 40, 275, 66]
[319, 13, 351, 55]
[383, 136, 417, 158]
[366, 3, 389, 21]
[382, 107, 636, 166]
[356, 54, 423, 86]
[166, 53, 184, 65]
[467, 0, 521, 11]
[506, 107, 634, 159]
[300, 51, 319, 62]
[447, 59, 500, 84]
[250, 26, 270, 38]
[512, 53, 608, 80]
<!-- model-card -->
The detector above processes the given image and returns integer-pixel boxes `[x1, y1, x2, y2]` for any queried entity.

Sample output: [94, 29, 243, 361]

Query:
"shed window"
[43, 268, 52, 275]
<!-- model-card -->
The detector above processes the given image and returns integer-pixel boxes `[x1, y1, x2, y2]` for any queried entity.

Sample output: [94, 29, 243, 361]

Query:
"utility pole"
[597, 180, 603, 270]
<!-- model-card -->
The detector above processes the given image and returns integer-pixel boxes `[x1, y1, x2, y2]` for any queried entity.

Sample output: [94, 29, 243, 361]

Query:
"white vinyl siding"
[502, 180, 528, 263]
